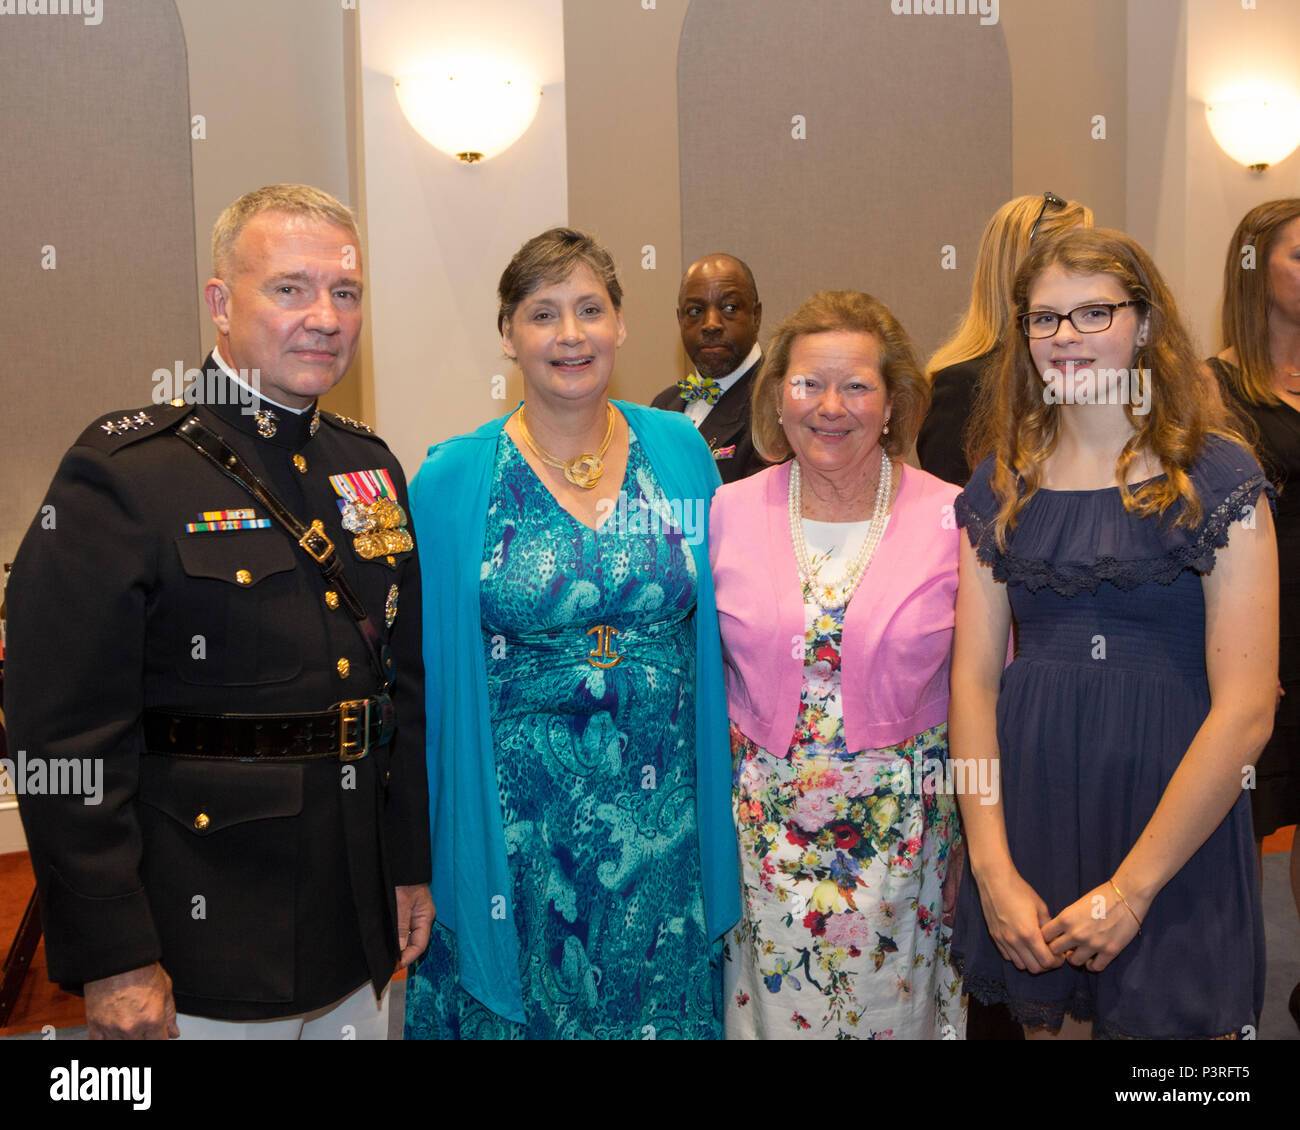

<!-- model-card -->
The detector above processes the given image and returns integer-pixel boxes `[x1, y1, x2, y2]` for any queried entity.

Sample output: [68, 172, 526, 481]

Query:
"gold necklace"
[517, 402, 616, 489]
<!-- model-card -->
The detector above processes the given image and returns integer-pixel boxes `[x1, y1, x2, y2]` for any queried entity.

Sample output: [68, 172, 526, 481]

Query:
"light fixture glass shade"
[1206, 94, 1300, 170]
[395, 67, 541, 164]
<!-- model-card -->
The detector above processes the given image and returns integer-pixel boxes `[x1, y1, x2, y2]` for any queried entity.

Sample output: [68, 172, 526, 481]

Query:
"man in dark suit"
[5, 184, 432, 1038]
[651, 253, 768, 483]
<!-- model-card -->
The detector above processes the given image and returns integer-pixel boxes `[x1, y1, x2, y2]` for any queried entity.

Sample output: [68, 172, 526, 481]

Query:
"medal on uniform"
[184, 508, 273, 533]
[328, 468, 413, 563]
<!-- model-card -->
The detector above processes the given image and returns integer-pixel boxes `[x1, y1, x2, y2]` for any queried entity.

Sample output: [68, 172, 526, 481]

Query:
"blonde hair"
[927, 194, 1093, 377]
[1220, 198, 1300, 405]
[211, 184, 360, 278]
[968, 227, 1245, 549]
[751, 290, 929, 463]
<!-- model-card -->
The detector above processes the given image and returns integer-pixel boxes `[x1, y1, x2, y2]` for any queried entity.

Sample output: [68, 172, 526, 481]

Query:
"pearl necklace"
[789, 450, 892, 611]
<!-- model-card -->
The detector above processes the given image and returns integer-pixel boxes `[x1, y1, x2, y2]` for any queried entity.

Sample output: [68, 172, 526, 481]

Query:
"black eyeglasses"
[1028, 191, 1066, 244]
[1019, 300, 1144, 339]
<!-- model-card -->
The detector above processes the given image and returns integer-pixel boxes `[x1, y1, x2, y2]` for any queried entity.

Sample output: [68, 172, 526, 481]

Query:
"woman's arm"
[950, 536, 1013, 872]
[1044, 499, 1278, 970]
[951, 535, 1061, 973]
[1114, 500, 1278, 908]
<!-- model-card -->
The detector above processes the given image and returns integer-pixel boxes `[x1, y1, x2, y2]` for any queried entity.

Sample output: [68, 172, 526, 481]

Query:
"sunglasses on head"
[1028, 191, 1067, 244]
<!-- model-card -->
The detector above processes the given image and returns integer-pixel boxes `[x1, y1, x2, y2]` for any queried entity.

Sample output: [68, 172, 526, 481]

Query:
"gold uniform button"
[235, 569, 252, 585]
[293, 454, 308, 473]
[337, 658, 350, 678]
[193, 812, 210, 831]
[386, 555, 397, 567]
[170, 398, 185, 408]
[324, 590, 340, 610]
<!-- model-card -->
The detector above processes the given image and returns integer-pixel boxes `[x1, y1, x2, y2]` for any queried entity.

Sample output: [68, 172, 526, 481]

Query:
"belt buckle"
[585, 623, 622, 669]
[300, 519, 335, 564]
[338, 698, 371, 761]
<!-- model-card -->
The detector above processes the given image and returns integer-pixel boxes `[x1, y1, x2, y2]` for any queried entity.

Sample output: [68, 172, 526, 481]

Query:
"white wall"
[357, 0, 568, 476]
[1183, 0, 1300, 356]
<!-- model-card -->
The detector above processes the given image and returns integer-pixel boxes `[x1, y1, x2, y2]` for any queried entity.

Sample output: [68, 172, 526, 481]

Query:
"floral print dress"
[723, 517, 966, 1040]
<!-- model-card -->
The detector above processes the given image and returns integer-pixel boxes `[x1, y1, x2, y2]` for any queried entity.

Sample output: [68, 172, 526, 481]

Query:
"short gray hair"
[211, 184, 360, 278]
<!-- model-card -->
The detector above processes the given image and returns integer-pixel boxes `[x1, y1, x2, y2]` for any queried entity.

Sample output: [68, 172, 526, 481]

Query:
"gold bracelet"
[1109, 879, 1143, 935]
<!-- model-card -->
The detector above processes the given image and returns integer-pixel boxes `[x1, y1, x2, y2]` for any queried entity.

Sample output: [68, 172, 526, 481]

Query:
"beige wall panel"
[1002, 0, 1128, 230]
[174, 0, 360, 418]
[679, 0, 1012, 361]
[0, 0, 199, 568]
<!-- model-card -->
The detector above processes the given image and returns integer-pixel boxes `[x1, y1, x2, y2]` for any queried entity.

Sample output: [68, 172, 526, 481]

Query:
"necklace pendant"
[564, 452, 604, 489]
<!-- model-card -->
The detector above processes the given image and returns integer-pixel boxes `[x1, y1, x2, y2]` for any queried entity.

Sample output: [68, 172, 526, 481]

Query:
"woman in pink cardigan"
[711, 290, 965, 1039]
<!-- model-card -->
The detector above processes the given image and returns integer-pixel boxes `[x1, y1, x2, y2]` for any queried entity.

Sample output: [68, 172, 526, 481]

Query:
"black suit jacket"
[5, 357, 431, 1020]
[651, 357, 768, 484]
[916, 350, 997, 487]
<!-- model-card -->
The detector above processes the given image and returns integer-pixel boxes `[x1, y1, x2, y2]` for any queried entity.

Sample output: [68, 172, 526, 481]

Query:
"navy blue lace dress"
[951, 436, 1270, 1039]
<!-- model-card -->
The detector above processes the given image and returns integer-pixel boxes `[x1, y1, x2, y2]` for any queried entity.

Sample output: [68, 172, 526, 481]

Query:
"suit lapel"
[699, 358, 760, 448]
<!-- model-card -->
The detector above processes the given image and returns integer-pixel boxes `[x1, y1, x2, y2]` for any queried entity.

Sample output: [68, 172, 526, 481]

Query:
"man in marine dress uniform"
[651, 252, 769, 483]
[4, 184, 433, 1038]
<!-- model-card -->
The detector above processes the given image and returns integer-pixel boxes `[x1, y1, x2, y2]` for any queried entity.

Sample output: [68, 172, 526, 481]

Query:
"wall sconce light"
[395, 65, 541, 165]
[1206, 93, 1300, 172]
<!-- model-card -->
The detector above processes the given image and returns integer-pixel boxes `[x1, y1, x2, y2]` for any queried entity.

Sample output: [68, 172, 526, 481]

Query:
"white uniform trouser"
[176, 981, 390, 1040]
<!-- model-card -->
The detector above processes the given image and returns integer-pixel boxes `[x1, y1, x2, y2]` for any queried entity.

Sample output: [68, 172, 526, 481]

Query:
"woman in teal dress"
[404, 228, 739, 1039]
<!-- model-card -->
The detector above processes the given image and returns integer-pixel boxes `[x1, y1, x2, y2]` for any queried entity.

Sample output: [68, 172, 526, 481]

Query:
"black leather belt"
[142, 694, 394, 761]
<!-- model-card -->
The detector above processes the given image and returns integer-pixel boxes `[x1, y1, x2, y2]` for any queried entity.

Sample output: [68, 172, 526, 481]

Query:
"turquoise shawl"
[408, 400, 740, 1023]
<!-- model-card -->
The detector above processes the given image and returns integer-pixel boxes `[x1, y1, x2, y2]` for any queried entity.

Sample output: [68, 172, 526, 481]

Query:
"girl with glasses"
[918, 193, 1092, 487]
[950, 227, 1276, 1039]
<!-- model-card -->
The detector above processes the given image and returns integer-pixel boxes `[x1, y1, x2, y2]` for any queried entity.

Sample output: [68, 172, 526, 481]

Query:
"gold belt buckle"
[338, 698, 371, 761]
[300, 519, 335, 564]
[585, 624, 622, 669]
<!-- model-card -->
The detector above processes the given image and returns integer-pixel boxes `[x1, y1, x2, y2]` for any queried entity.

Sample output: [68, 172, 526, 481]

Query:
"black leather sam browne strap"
[173, 413, 394, 690]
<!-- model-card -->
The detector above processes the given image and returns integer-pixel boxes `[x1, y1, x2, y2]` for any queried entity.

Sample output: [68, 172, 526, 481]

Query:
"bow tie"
[677, 372, 723, 406]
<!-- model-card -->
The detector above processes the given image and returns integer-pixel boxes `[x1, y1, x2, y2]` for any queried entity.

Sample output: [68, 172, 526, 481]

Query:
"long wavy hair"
[967, 227, 1244, 548]
[1219, 198, 1300, 405]
[926, 194, 1093, 378]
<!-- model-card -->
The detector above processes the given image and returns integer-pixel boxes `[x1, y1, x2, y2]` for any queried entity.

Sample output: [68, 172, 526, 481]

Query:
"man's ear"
[753, 301, 763, 332]
[204, 278, 232, 334]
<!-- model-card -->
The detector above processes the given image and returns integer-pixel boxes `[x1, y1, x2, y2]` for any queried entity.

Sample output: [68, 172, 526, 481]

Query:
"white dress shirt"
[212, 344, 307, 415]
[684, 341, 762, 428]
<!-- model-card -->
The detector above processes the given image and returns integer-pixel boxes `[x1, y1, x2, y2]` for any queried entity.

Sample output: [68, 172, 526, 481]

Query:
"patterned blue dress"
[404, 429, 721, 1039]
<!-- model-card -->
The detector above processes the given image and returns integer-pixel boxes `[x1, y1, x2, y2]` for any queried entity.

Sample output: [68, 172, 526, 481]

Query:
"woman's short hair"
[1220, 198, 1300, 404]
[751, 290, 929, 463]
[497, 227, 623, 333]
[211, 184, 360, 278]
